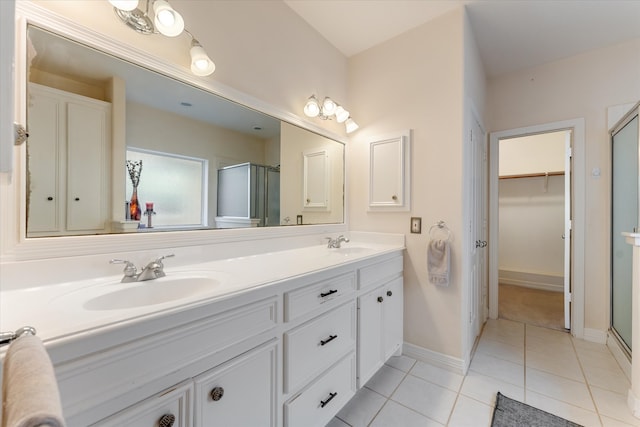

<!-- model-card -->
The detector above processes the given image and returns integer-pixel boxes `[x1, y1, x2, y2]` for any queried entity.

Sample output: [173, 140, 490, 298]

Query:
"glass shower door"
[611, 113, 639, 351]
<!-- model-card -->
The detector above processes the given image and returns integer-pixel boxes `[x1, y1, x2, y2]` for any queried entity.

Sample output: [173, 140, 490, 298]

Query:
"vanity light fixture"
[108, 0, 215, 76]
[303, 94, 359, 133]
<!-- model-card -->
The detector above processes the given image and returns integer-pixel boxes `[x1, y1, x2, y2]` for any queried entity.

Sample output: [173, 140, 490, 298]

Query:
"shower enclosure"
[611, 103, 639, 353]
[216, 163, 280, 228]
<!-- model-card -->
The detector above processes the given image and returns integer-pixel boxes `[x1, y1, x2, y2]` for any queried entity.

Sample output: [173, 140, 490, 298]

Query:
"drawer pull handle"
[159, 413, 175, 427]
[210, 386, 225, 401]
[387, 290, 393, 297]
[47, 196, 53, 201]
[377, 296, 384, 303]
[320, 334, 338, 346]
[320, 289, 338, 298]
[320, 392, 337, 408]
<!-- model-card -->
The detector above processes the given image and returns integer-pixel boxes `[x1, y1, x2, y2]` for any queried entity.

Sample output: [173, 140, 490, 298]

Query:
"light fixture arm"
[303, 94, 358, 133]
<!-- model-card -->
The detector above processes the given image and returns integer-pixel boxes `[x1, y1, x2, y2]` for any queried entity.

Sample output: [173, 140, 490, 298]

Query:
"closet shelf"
[499, 171, 564, 180]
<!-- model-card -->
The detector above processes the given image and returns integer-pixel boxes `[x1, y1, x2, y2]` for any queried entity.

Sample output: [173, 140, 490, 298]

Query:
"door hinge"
[566, 146, 572, 158]
[14, 123, 28, 145]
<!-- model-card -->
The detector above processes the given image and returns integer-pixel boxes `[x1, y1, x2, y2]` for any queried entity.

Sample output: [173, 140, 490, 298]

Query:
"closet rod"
[499, 171, 564, 180]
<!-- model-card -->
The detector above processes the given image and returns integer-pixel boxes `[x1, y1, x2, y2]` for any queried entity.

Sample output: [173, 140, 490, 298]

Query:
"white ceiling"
[284, 0, 640, 77]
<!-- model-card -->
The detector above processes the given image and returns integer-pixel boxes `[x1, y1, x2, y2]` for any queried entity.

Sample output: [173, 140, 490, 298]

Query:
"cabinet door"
[303, 149, 329, 210]
[66, 100, 108, 231]
[382, 278, 404, 361]
[92, 381, 192, 427]
[357, 287, 383, 388]
[368, 132, 410, 211]
[194, 341, 277, 427]
[27, 91, 62, 233]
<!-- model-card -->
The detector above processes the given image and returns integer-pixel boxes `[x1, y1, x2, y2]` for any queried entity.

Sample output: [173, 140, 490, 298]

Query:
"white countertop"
[1, 238, 404, 346]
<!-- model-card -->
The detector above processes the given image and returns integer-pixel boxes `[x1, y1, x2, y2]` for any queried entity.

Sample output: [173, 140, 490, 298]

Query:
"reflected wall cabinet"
[368, 130, 411, 211]
[27, 83, 111, 237]
[611, 102, 639, 353]
[303, 149, 329, 210]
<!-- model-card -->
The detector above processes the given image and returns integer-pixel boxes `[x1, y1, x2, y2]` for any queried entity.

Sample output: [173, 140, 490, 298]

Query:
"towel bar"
[0, 326, 36, 347]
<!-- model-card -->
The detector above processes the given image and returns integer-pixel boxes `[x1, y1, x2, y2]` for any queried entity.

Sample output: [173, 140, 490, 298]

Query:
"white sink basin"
[82, 275, 218, 311]
[328, 247, 370, 256]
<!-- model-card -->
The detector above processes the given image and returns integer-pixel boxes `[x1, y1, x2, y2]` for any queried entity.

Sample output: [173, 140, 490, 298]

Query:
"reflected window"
[126, 148, 208, 228]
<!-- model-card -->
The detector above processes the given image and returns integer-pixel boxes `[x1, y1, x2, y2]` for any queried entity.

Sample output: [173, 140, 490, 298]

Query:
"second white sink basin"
[83, 275, 218, 311]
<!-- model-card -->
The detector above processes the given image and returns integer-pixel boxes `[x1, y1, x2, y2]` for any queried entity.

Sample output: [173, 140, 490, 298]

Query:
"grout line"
[571, 337, 605, 426]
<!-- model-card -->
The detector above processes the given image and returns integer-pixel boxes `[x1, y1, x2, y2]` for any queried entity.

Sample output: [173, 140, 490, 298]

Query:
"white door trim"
[489, 118, 585, 339]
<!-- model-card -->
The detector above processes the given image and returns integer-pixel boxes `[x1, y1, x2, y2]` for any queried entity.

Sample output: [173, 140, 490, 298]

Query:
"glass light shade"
[304, 96, 321, 118]
[322, 97, 337, 116]
[334, 106, 349, 123]
[190, 44, 215, 76]
[345, 118, 359, 133]
[109, 0, 139, 11]
[153, 0, 184, 37]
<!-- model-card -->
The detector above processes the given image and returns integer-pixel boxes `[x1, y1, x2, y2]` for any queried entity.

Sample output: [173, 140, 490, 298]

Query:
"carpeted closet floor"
[498, 284, 565, 331]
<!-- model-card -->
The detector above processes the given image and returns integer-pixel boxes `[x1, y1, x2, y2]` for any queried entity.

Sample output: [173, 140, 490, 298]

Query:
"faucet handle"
[154, 254, 175, 266]
[110, 259, 137, 278]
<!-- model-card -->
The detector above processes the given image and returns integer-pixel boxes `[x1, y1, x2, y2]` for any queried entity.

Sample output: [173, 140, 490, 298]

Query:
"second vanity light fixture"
[108, 0, 215, 76]
[304, 95, 359, 133]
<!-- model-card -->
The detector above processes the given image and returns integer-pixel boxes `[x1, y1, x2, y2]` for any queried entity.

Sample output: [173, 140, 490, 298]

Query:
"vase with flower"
[126, 160, 143, 221]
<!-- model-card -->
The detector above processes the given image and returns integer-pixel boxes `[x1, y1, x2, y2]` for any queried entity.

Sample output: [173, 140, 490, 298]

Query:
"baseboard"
[499, 269, 563, 292]
[607, 331, 631, 382]
[403, 342, 466, 375]
[582, 328, 607, 344]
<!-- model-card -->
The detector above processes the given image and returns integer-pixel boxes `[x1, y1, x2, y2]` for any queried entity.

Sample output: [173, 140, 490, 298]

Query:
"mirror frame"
[2, 2, 348, 262]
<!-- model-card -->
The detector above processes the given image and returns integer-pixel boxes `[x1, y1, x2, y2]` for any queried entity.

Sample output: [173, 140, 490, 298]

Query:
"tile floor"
[328, 319, 639, 427]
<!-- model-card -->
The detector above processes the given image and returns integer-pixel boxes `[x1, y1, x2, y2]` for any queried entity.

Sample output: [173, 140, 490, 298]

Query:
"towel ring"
[0, 326, 36, 347]
[429, 221, 451, 241]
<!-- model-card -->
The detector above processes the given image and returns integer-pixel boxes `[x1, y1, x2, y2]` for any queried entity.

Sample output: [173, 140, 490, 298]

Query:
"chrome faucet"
[325, 235, 350, 248]
[110, 254, 174, 282]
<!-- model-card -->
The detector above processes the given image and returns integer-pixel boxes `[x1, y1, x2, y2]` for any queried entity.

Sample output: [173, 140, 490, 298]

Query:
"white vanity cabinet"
[193, 340, 278, 427]
[357, 255, 404, 388]
[27, 83, 111, 236]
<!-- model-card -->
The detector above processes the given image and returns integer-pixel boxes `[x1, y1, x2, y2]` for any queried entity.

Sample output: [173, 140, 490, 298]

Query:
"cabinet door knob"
[210, 386, 224, 401]
[377, 296, 384, 303]
[74, 197, 80, 201]
[158, 413, 175, 427]
[47, 196, 53, 201]
[387, 290, 393, 297]
[391, 195, 398, 201]
[306, 198, 311, 203]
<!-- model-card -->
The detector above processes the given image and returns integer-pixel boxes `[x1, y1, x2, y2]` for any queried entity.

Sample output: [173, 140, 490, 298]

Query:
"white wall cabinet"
[27, 83, 110, 236]
[52, 252, 402, 427]
[368, 131, 411, 211]
[303, 149, 329, 210]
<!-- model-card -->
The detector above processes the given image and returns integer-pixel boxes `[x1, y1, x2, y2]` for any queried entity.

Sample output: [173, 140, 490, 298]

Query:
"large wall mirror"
[24, 24, 345, 239]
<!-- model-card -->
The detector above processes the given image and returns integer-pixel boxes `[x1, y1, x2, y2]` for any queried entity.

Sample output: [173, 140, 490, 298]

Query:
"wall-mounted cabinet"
[27, 83, 111, 236]
[368, 131, 411, 211]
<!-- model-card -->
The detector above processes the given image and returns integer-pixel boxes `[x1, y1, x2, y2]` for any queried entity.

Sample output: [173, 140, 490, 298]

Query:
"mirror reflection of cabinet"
[368, 131, 411, 211]
[27, 83, 111, 236]
[303, 149, 329, 210]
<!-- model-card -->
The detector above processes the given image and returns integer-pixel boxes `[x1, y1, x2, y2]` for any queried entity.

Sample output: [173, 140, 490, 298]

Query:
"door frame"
[488, 118, 585, 339]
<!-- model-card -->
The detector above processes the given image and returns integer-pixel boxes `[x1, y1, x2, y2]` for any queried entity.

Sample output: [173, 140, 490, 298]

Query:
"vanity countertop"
[0, 237, 404, 347]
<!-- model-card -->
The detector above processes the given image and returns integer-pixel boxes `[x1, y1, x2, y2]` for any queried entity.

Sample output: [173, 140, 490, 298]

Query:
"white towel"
[2, 335, 65, 427]
[428, 239, 450, 286]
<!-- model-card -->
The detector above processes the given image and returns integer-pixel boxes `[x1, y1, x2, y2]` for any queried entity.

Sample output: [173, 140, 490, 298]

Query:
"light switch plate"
[410, 217, 421, 234]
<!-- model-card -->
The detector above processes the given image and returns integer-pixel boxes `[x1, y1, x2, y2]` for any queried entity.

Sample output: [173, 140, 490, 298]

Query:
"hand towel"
[2, 335, 65, 427]
[428, 239, 450, 286]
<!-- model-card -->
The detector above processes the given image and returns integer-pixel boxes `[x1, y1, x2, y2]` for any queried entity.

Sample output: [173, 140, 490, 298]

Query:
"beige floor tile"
[469, 352, 525, 387]
[336, 387, 386, 427]
[365, 364, 406, 397]
[369, 400, 443, 427]
[475, 336, 524, 365]
[591, 386, 640, 426]
[525, 347, 583, 381]
[391, 374, 457, 425]
[326, 417, 351, 427]
[385, 354, 417, 372]
[582, 362, 630, 395]
[601, 414, 640, 427]
[526, 367, 594, 410]
[448, 395, 493, 427]
[409, 361, 465, 392]
[459, 370, 524, 406]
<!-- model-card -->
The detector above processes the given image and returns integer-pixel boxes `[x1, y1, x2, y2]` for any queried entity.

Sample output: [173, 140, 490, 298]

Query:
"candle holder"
[144, 202, 156, 228]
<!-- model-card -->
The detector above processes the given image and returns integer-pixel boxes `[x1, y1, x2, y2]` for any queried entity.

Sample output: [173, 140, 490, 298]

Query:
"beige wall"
[499, 132, 567, 176]
[348, 9, 468, 358]
[488, 38, 640, 332]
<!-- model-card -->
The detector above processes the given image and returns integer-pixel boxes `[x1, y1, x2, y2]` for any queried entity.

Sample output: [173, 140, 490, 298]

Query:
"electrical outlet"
[410, 217, 422, 234]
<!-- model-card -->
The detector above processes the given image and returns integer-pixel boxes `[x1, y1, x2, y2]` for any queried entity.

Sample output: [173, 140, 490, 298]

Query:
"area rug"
[491, 392, 582, 426]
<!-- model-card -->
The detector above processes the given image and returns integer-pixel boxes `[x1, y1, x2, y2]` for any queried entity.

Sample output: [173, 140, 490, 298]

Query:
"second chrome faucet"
[110, 254, 175, 282]
[326, 235, 350, 248]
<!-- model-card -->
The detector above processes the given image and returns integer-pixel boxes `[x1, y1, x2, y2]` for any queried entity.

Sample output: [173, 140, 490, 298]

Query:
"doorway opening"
[496, 130, 570, 330]
[489, 119, 586, 337]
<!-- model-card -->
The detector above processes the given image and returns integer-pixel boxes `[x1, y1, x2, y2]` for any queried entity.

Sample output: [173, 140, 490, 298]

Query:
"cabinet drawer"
[285, 302, 355, 393]
[284, 273, 355, 322]
[92, 381, 192, 427]
[193, 340, 277, 427]
[285, 352, 356, 427]
[358, 255, 403, 290]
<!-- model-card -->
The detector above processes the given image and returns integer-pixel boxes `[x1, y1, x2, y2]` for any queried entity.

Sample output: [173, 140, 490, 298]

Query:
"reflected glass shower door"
[611, 113, 639, 351]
